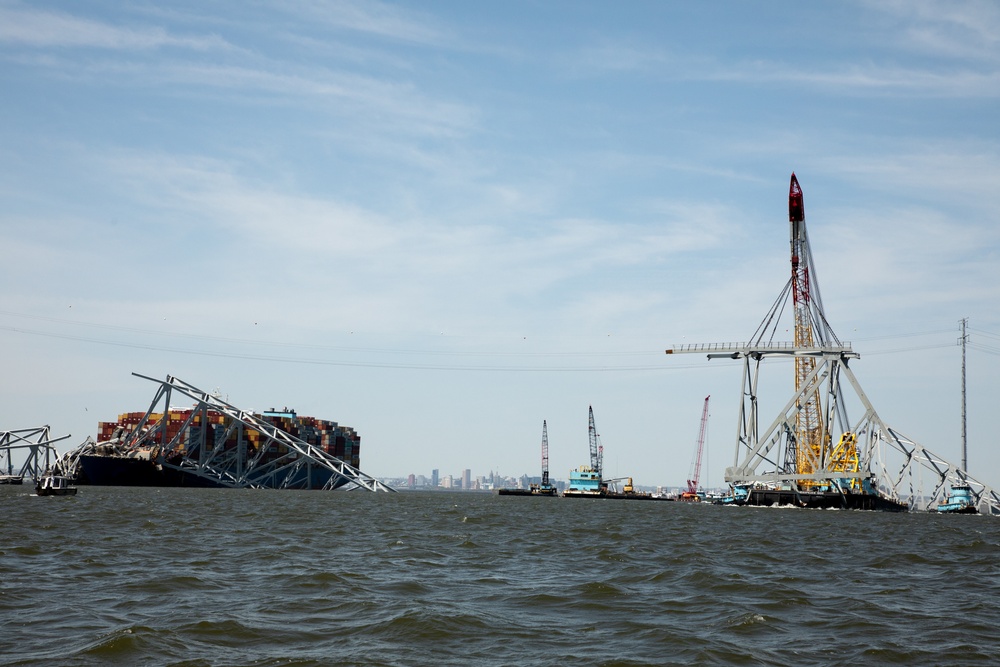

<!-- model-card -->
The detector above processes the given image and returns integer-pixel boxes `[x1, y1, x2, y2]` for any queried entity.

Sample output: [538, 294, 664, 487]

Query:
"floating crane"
[541, 419, 550, 488]
[527, 420, 557, 495]
[663, 173, 1000, 513]
[681, 395, 710, 501]
[563, 406, 607, 497]
[502, 420, 558, 496]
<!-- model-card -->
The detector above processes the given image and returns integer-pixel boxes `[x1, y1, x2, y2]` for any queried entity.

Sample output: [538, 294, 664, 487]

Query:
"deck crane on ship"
[680, 396, 710, 502]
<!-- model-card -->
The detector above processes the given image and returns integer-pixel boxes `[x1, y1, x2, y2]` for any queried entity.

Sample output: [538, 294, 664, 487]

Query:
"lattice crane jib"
[789, 173, 828, 488]
[687, 395, 710, 494]
[541, 420, 550, 487]
[587, 406, 600, 476]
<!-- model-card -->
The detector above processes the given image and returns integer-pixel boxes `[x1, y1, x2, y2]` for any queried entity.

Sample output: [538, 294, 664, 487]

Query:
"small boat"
[35, 474, 78, 497]
[715, 483, 751, 505]
[0, 474, 24, 485]
[936, 484, 978, 514]
[562, 466, 606, 498]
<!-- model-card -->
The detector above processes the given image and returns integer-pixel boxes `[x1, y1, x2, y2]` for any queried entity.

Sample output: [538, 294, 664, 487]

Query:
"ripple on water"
[3, 488, 1000, 667]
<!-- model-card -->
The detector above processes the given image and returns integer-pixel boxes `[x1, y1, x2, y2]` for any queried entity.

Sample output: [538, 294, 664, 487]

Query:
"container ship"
[76, 407, 361, 490]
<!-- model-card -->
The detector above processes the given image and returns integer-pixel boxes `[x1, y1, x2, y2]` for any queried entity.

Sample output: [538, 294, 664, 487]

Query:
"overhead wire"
[2, 310, 995, 368]
[0, 324, 721, 372]
[0, 310, 660, 359]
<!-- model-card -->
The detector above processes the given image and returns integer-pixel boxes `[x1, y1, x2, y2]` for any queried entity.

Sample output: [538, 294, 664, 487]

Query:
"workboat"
[35, 474, 78, 497]
[562, 466, 605, 497]
[0, 474, 23, 485]
[936, 485, 978, 514]
[716, 484, 751, 505]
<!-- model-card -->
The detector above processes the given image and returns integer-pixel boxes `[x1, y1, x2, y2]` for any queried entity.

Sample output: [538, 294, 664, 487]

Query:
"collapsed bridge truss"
[0, 426, 72, 481]
[64, 373, 394, 492]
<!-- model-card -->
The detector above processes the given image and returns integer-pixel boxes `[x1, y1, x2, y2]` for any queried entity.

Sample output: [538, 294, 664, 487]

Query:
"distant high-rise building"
[463, 468, 471, 490]
[432, 469, 439, 487]
[407, 474, 415, 489]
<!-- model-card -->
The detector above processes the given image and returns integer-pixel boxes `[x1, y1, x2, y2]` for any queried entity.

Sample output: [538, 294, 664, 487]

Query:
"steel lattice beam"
[77, 374, 394, 492]
[0, 427, 72, 480]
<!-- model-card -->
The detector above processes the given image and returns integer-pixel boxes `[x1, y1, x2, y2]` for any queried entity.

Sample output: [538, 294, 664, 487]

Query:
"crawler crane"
[680, 396, 710, 501]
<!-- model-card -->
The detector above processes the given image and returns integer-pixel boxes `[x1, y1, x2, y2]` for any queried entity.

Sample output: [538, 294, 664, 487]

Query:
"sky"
[1, 0, 999, 489]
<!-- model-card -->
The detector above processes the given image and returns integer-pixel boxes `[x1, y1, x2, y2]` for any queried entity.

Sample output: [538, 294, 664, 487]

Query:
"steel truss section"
[713, 346, 999, 515]
[108, 373, 394, 492]
[0, 426, 72, 480]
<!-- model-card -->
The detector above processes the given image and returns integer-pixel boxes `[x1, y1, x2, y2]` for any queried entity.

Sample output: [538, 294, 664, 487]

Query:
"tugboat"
[562, 465, 606, 498]
[35, 473, 78, 497]
[716, 483, 751, 505]
[936, 484, 978, 514]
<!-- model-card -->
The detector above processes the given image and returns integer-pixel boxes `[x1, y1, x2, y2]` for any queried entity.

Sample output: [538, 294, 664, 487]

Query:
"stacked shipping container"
[97, 408, 361, 469]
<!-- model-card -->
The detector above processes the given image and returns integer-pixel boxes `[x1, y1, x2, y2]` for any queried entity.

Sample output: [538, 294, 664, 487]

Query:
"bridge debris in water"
[59, 373, 394, 492]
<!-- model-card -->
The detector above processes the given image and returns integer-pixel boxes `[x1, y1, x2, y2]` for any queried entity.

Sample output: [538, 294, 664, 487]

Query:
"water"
[2, 486, 998, 666]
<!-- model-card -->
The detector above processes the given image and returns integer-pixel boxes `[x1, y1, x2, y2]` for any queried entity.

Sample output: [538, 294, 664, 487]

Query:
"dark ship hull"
[77, 455, 222, 487]
[77, 454, 348, 490]
[78, 406, 362, 490]
[743, 488, 908, 512]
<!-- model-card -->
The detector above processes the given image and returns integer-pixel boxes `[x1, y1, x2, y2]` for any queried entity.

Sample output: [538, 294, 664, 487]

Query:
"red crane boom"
[686, 395, 710, 495]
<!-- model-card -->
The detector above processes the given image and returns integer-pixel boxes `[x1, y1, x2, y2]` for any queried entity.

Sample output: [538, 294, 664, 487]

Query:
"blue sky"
[1, 0, 998, 488]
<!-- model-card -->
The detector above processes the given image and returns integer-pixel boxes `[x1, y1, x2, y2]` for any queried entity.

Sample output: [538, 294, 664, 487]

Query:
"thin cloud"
[0, 4, 231, 51]
[280, 0, 447, 46]
[576, 42, 1000, 97]
[571, 13, 1000, 98]
[867, 0, 1000, 63]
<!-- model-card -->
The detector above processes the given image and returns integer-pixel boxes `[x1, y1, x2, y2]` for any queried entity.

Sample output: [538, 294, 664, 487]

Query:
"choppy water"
[2, 486, 998, 666]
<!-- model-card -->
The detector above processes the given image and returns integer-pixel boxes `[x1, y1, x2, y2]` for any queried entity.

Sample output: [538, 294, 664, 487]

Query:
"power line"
[969, 342, 1000, 357]
[0, 325, 725, 373]
[0, 310, 661, 358]
[853, 328, 955, 342]
[970, 327, 1000, 341]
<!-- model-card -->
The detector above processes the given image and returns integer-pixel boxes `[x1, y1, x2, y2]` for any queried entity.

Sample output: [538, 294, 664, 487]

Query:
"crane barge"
[497, 420, 558, 496]
[668, 174, 912, 511]
[562, 407, 669, 501]
[529, 420, 558, 496]
[563, 406, 606, 497]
